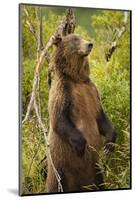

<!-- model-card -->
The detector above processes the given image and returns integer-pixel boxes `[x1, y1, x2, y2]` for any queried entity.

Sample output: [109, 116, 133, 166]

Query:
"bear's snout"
[79, 40, 93, 57]
[81, 42, 93, 56]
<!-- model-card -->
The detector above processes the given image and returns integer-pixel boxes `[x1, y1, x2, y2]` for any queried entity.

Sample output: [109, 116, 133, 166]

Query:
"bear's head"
[52, 34, 93, 82]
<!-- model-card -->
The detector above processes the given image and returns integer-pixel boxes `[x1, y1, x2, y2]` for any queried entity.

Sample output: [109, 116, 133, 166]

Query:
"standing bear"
[46, 34, 116, 192]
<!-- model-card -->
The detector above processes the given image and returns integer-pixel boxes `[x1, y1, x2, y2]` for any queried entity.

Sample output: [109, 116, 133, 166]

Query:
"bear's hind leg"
[46, 170, 58, 193]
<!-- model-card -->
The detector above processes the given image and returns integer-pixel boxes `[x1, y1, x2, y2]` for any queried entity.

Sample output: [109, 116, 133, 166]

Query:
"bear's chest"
[71, 83, 100, 118]
[71, 83, 102, 148]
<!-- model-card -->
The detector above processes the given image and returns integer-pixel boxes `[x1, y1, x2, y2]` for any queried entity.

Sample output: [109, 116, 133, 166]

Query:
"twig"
[22, 74, 37, 124]
[36, 7, 43, 60]
[23, 6, 37, 40]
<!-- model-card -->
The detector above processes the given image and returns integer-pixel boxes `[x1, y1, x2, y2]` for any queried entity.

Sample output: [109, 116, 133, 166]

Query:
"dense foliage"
[21, 5, 130, 194]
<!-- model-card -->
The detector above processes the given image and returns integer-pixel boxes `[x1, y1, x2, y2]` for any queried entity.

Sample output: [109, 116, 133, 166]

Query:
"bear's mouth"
[78, 44, 93, 56]
[84, 49, 92, 56]
[79, 49, 92, 57]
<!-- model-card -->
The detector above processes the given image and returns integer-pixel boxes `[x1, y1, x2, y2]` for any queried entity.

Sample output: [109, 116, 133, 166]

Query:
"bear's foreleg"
[51, 85, 86, 157]
[96, 108, 116, 155]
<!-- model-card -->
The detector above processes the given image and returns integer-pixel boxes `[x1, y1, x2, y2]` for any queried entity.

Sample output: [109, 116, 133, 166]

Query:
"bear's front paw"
[70, 134, 86, 157]
[104, 142, 115, 156]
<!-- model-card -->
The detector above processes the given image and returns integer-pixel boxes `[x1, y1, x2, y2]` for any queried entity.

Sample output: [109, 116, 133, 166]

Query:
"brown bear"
[46, 34, 116, 193]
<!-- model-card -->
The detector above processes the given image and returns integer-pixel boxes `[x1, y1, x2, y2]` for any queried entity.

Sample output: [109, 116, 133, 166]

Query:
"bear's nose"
[87, 43, 93, 50]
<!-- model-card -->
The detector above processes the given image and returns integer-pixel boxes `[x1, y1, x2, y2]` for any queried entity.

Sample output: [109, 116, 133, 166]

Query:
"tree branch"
[105, 11, 128, 62]
[36, 7, 43, 60]
[23, 6, 37, 41]
[34, 97, 63, 192]
[22, 8, 76, 124]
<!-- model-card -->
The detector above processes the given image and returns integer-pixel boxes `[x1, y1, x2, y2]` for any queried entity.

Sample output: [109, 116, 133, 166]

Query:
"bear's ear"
[52, 34, 62, 46]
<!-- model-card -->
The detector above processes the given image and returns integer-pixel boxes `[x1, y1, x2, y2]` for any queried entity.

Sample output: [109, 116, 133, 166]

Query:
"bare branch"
[33, 89, 63, 192]
[22, 8, 76, 123]
[23, 6, 37, 40]
[105, 11, 128, 62]
[36, 7, 43, 60]
[22, 74, 37, 124]
[63, 8, 76, 36]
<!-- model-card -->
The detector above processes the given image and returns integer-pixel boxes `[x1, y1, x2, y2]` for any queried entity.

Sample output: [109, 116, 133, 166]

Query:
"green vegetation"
[21, 5, 130, 194]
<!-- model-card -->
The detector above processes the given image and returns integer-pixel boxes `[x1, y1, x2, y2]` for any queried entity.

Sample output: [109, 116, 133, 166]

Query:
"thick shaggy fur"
[46, 34, 116, 192]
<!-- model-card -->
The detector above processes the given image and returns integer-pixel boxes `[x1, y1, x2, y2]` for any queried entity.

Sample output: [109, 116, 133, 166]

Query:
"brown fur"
[47, 34, 104, 192]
